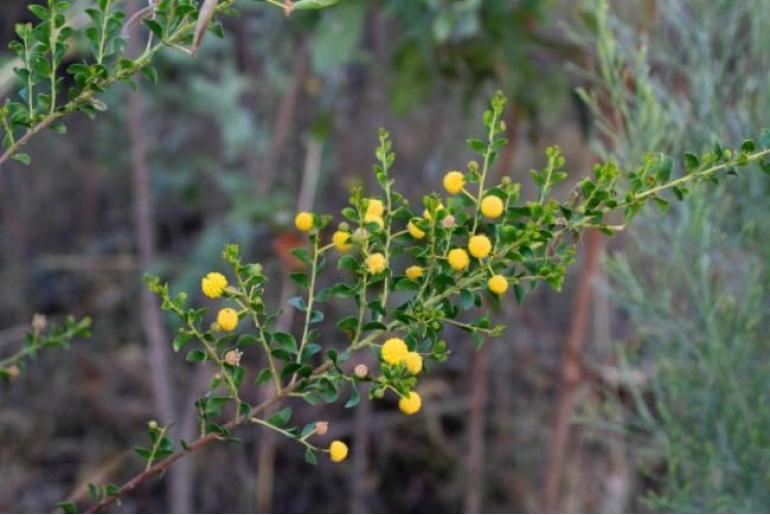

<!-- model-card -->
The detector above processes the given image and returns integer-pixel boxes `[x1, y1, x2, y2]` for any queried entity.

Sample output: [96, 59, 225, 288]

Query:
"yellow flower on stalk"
[366, 198, 384, 217]
[443, 171, 466, 195]
[407, 221, 426, 239]
[201, 272, 228, 299]
[399, 391, 422, 415]
[447, 248, 470, 271]
[404, 352, 423, 375]
[468, 234, 492, 259]
[381, 337, 408, 365]
[294, 211, 314, 232]
[329, 440, 349, 463]
[488, 274, 509, 295]
[364, 213, 385, 229]
[217, 308, 239, 332]
[480, 195, 504, 218]
[366, 252, 387, 274]
[405, 265, 424, 281]
[332, 230, 352, 252]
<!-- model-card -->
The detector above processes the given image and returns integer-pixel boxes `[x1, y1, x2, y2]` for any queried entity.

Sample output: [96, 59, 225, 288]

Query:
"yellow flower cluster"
[405, 265, 423, 281]
[329, 440, 348, 462]
[332, 230, 352, 252]
[364, 198, 385, 228]
[407, 221, 426, 239]
[448, 248, 470, 271]
[443, 171, 465, 194]
[201, 272, 228, 299]
[366, 252, 387, 274]
[480, 195, 504, 218]
[399, 391, 422, 415]
[217, 308, 239, 332]
[295, 211, 314, 232]
[488, 274, 508, 295]
[468, 234, 492, 259]
[381, 337, 422, 374]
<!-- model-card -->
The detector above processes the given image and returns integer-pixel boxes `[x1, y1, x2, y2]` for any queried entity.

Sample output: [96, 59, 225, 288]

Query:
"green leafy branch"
[0, 0, 339, 168]
[69, 92, 770, 513]
[0, 314, 92, 380]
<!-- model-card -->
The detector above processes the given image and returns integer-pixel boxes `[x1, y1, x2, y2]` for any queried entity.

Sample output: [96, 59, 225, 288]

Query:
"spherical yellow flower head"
[365, 198, 384, 217]
[201, 272, 228, 299]
[381, 337, 409, 366]
[294, 211, 314, 232]
[488, 274, 509, 295]
[480, 195, 504, 218]
[405, 265, 424, 281]
[366, 252, 387, 275]
[404, 352, 423, 375]
[332, 230, 352, 252]
[217, 308, 239, 332]
[363, 213, 385, 229]
[399, 391, 422, 415]
[447, 248, 470, 271]
[407, 221, 426, 239]
[443, 171, 466, 195]
[329, 440, 349, 463]
[468, 234, 492, 259]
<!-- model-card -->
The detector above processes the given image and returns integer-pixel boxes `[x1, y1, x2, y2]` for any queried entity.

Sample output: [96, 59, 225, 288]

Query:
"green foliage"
[0, 314, 92, 380]
[141, 92, 766, 482]
[0, 0, 338, 167]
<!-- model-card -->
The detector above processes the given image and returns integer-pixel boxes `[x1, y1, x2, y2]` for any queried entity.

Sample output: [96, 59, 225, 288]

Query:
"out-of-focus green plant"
[0, 314, 91, 381]
[0, 0, 336, 168]
[67, 90, 770, 513]
[573, 0, 770, 511]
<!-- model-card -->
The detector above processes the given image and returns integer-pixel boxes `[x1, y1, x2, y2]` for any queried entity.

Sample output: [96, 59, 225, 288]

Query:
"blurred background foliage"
[0, 0, 768, 512]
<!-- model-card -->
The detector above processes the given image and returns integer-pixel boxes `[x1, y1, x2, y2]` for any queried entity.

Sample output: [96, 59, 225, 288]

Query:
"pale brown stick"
[465, 343, 489, 513]
[541, 229, 602, 512]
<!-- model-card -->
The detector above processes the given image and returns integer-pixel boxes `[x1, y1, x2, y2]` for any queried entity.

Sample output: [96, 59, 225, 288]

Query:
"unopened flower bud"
[224, 349, 243, 367]
[354, 364, 369, 378]
[31, 314, 47, 333]
[338, 222, 350, 232]
[148, 420, 158, 430]
[351, 228, 369, 243]
[315, 421, 329, 436]
[501, 176, 512, 185]
[441, 215, 456, 229]
[467, 161, 479, 173]
[6, 365, 20, 379]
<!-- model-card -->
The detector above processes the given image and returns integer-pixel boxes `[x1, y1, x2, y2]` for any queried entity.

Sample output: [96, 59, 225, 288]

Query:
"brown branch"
[464, 344, 489, 513]
[541, 229, 602, 512]
[83, 362, 331, 514]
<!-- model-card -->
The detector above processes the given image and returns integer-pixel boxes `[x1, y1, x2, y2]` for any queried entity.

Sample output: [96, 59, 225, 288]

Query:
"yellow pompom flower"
[329, 440, 349, 463]
[405, 265, 424, 281]
[381, 337, 408, 365]
[447, 248, 470, 271]
[488, 274, 509, 295]
[201, 272, 228, 299]
[443, 171, 466, 195]
[364, 213, 385, 229]
[294, 211, 314, 232]
[399, 391, 422, 415]
[404, 352, 423, 375]
[468, 234, 492, 259]
[407, 221, 426, 239]
[366, 252, 387, 274]
[332, 230, 352, 252]
[217, 308, 239, 332]
[480, 195, 504, 218]
[366, 198, 384, 217]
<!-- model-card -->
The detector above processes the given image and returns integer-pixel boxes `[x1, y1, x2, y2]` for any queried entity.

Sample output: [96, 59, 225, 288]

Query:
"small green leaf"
[12, 153, 31, 165]
[185, 349, 207, 362]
